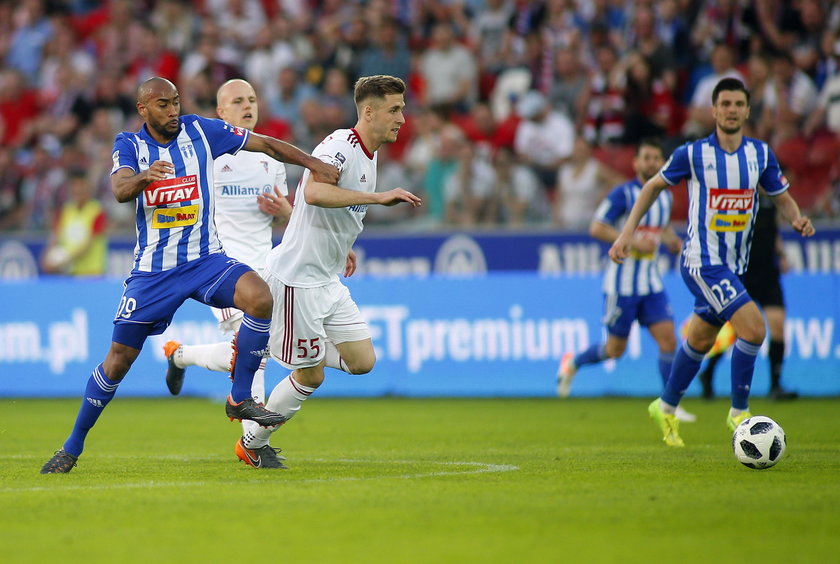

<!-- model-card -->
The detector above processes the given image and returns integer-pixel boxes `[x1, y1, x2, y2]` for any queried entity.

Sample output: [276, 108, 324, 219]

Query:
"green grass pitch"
[1, 396, 839, 564]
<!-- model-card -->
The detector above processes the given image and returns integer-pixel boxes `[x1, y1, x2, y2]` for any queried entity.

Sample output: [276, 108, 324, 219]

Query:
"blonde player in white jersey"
[235, 75, 422, 468]
[162, 79, 291, 433]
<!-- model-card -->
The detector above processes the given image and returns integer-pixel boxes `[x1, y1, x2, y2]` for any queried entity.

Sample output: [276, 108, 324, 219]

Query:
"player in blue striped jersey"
[41, 77, 340, 474]
[558, 139, 694, 422]
[610, 78, 815, 447]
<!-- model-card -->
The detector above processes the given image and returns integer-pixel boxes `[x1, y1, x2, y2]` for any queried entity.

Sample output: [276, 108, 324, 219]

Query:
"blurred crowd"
[1, 0, 840, 238]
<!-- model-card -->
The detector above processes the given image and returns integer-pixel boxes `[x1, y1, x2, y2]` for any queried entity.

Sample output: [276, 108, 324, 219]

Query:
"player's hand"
[256, 186, 287, 217]
[631, 233, 657, 254]
[343, 250, 357, 278]
[309, 159, 340, 184]
[377, 188, 422, 207]
[792, 216, 815, 237]
[608, 232, 633, 264]
[145, 160, 175, 183]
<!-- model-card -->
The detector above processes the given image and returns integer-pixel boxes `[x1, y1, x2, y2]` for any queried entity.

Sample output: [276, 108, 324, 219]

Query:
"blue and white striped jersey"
[595, 178, 673, 296]
[111, 115, 250, 273]
[659, 133, 788, 275]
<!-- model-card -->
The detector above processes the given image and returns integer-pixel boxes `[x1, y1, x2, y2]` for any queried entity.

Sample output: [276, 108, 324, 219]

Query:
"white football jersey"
[213, 150, 287, 274]
[267, 128, 377, 287]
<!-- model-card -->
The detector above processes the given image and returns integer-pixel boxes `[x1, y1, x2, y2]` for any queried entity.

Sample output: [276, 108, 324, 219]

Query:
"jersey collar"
[350, 128, 374, 160]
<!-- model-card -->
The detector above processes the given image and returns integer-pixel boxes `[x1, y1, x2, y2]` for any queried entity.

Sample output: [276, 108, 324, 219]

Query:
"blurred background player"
[236, 75, 422, 469]
[40, 77, 339, 473]
[162, 79, 292, 441]
[697, 194, 798, 400]
[609, 78, 814, 447]
[41, 168, 108, 277]
[557, 139, 695, 423]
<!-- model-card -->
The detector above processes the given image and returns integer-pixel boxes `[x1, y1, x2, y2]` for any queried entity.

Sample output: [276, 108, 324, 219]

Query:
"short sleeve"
[194, 115, 250, 160]
[111, 133, 139, 175]
[659, 144, 691, 185]
[759, 146, 789, 196]
[312, 136, 353, 174]
[593, 185, 628, 226]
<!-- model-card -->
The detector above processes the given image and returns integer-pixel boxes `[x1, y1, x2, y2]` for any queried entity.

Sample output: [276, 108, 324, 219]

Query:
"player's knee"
[243, 287, 273, 318]
[604, 343, 626, 359]
[345, 353, 376, 375]
[739, 324, 765, 345]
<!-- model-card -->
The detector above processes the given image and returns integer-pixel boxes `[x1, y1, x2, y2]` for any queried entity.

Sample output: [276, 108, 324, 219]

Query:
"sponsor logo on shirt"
[144, 175, 199, 206]
[710, 213, 750, 232]
[348, 204, 368, 213]
[708, 188, 754, 211]
[220, 185, 264, 196]
[360, 174, 367, 183]
[152, 205, 199, 228]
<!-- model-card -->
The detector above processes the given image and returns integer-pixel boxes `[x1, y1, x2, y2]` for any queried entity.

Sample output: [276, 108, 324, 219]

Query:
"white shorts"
[266, 274, 370, 370]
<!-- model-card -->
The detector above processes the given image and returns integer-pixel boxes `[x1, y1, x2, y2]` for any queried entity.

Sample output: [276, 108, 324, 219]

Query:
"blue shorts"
[680, 262, 753, 326]
[112, 253, 252, 349]
[603, 291, 673, 338]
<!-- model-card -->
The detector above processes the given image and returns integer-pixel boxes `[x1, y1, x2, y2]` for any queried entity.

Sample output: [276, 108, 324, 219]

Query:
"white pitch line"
[0, 459, 519, 493]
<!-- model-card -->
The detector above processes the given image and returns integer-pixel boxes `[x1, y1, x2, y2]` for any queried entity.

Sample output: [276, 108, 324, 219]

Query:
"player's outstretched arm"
[771, 190, 815, 237]
[304, 178, 422, 209]
[111, 160, 174, 203]
[245, 133, 340, 184]
[608, 174, 669, 263]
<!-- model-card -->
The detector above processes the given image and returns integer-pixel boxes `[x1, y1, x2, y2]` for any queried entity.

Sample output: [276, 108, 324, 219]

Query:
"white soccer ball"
[732, 415, 787, 469]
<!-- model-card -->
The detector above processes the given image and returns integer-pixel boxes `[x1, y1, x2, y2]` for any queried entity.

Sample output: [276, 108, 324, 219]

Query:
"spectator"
[125, 22, 181, 84]
[455, 101, 517, 161]
[419, 22, 478, 111]
[0, 69, 40, 148]
[490, 146, 545, 227]
[20, 144, 67, 231]
[4, 0, 54, 84]
[690, 0, 752, 63]
[318, 67, 357, 128]
[150, 0, 198, 54]
[357, 17, 412, 83]
[267, 66, 318, 129]
[626, 5, 677, 92]
[804, 41, 840, 138]
[768, 51, 818, 146]
[420, 124, 463, 227]
[622, 52, 680, 143]
[582, 45, 626, 145]
[469, 0, 517, 75]
[548, 47, 588, 124]
[655, 0, 691, 68]
[743, 52, 776, 139]
[0, 147, 25, 230]
[554, 137, 624, 230]
[514, 90, 575, 193]
[404, 107, 446, 187]
[41, 169, 107, 277]
[444, 140, 497, 227]
[683, 43, 745, 137]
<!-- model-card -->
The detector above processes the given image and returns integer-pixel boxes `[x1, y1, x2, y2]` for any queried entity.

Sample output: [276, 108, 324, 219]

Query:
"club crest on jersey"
[710, 213, 749, 232]
[708, 188, 754, 211]
[152, 205, 199, 228]
[180, 144, 195, 160]
[260, 160, 269, 173]
[144, 175, 199, 206]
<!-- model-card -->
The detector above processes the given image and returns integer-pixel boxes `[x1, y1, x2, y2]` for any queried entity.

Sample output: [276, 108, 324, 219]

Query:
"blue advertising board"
[3, 228, 840, 279]
[1, 273, 838, 398]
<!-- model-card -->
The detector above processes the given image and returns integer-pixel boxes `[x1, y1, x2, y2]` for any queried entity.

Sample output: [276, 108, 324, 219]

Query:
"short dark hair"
[353, 75, 406, 106]
[712, 77, 750, 105]
[636, 137, 664, 158]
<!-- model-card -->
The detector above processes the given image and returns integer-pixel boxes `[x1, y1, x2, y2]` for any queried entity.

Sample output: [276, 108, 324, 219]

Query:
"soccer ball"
[732, 416, 786, 469]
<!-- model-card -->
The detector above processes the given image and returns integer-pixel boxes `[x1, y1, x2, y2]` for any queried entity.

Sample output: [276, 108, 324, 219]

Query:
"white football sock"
[178, 341, 234, 372]
[729, 407, 748, 418]
[324, 340, 350, 373]
[244, 373, 316, 449]
[659, 398, 677, 415]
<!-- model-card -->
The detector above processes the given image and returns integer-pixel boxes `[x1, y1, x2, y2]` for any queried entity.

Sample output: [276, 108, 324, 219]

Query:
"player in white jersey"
[41, 77, 339, 474]
[234, 75, 422, 469]
[557, 139, 695, 421]
[157, 80, 291, 460]
[609, 78, 815, 447]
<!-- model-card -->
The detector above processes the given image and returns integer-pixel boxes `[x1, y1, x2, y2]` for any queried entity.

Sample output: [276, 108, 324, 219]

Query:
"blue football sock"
[731, 338, 761, 410]
[63, 364, 119, 457]
[661, 341, 705, 406]
[574, 344, 607, 368]
[658, 352, 675, 388]
[230, 314, 271, 402]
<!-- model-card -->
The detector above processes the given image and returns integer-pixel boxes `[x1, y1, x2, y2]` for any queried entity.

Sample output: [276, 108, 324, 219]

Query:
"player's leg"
[197, 256, 283, 426]
[557, 293, 634, 397]
[726, 300, 765, 429]
[163, 308, 240, 395]
[763, 305, 795, 398]
[647, 318, 697, 423]
[41, 269, 187, 473]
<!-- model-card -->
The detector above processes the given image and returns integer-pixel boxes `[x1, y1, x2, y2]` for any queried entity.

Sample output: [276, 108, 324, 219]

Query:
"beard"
[719, 122, 742, 135]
